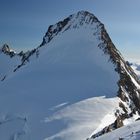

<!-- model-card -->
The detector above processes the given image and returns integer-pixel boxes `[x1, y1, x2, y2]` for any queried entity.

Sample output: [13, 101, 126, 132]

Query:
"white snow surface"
[90, 120, 140, 140]
[0, 13, 122, 140]
[44, 97, 120, 140]
[0, 52, 21, 81]
[130, 61, 140, 79]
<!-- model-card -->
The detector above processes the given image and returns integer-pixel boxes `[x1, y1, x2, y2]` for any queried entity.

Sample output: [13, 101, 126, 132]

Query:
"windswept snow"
[44, 97, 120, 140]
[50, 102, 69, 111]
[0, 114, 28, 140]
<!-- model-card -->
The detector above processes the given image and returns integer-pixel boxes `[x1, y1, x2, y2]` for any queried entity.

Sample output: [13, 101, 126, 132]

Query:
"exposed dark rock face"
[100, 24, 140, 115]
[0, 44, 16, 58]
[40, 16, 72, 47]
[13, 48, 39, 72]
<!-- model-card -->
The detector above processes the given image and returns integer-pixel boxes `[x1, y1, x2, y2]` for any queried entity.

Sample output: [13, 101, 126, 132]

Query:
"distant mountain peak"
[0, 43, 16, 57]
[1, 43, 10, 52]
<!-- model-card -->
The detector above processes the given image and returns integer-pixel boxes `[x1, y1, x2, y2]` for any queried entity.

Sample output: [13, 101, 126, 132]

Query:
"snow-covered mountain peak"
[40, 11, 102, 46]
[71, 10, 100, 25]
[37, 11, 140, 139]
[1, 11, 140, 140]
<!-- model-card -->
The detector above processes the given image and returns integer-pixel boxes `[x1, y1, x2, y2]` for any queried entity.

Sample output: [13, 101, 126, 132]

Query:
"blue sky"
[0, 0, 140, 60]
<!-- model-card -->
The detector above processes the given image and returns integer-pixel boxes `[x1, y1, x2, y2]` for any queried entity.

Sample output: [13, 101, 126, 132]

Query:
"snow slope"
[0, 46, 21, 81]
[0, 11, 140, 140]
[45, 97, 120, 140]
[129, 61, 140, 78]
[91, 120, 140, 140]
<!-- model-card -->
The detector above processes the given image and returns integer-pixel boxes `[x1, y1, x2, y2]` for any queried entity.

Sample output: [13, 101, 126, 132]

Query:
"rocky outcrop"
[88, 116, 123, 139]
[40, 16, 72, 47]
[0, 44, 16, 57]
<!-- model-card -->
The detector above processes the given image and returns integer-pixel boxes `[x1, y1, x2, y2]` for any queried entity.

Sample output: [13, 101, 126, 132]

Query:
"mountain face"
[0, 11, 140, 140]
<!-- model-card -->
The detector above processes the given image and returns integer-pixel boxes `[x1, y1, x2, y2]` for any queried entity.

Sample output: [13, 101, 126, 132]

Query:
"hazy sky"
[0, 0, 140, 60]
